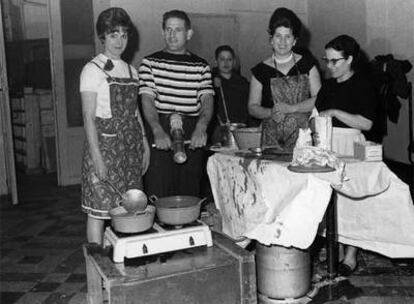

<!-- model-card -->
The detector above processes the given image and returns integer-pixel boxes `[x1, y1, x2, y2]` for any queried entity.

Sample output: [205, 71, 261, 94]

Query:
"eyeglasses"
[322, 57, 346, 65]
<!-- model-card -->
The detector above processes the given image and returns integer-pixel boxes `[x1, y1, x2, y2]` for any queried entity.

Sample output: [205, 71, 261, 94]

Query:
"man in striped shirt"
[138, 10, 214, 197]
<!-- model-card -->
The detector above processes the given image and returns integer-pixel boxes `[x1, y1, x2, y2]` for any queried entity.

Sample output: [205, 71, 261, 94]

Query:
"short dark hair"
[215, 45, 235, 59]
[162, 10, 191, 29]
[268, 7, 302, 38]
[325, 35, 361, 70]
[96, 7, 133, 42]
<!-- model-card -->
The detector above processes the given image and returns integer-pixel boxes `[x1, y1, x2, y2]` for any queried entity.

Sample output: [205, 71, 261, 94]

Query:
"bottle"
[314, 116, 332, 150]
[170, 113, 187, 164]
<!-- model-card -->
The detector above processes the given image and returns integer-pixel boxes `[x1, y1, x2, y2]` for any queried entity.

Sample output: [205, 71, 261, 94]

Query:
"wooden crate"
[84, 231, 257, 304]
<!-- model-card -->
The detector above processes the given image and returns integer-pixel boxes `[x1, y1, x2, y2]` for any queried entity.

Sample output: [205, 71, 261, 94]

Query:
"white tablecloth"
[207, 153, 414, 258]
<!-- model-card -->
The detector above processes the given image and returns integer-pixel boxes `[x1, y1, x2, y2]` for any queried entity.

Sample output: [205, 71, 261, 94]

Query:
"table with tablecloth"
[207, 152, 414, 258]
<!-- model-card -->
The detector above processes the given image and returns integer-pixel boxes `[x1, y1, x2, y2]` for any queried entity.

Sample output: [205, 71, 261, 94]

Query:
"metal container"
[222, 123, 246, 149]
[232, 127, 262, 150]
[109, 205, 155, 234]
[314, 116, 332, 150]
[150, 195, 207, 226]
[256, 243, 311, 300]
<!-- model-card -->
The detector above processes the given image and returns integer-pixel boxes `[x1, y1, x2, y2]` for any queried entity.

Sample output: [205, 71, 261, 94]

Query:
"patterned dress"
[251, 52, 316, 152]
[261, 59, 311, 151]
[81, 63, 144, 219]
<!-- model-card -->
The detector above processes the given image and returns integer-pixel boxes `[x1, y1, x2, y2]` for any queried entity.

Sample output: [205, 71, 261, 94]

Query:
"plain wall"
[96, 0, 412, 164]
[107, 0, 308, 79]
[308, 0, 414, 164]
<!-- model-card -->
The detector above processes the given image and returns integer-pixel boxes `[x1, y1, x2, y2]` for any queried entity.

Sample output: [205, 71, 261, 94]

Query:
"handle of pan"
[151, 140, 191, 148]
[198, 197, 208, 207]
[148, 195, 158, 204]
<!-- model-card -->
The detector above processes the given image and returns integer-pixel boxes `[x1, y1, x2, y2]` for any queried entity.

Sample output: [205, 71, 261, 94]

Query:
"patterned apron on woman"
[261, 58, 311, 151]
[81, 62, 144, 219]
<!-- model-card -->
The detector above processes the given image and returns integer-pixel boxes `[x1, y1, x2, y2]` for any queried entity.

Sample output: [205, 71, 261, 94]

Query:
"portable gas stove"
[104, 220, 213, 263]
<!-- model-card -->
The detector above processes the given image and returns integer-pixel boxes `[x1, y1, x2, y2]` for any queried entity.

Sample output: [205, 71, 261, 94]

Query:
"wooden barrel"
[256, 243, 311, 300]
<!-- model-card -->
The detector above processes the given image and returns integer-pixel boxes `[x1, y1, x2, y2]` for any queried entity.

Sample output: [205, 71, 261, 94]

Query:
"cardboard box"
[354, 141, 383, 161]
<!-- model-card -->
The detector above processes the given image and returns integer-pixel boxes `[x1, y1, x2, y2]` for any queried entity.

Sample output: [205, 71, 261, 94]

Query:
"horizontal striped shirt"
[138, 51, 214, 116]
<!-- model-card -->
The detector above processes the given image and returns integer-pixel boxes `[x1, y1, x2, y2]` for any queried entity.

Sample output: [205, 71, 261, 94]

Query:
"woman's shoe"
[338, 262, 358, 277]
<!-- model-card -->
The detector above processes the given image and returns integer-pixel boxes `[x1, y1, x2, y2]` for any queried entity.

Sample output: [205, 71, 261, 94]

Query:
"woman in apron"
[79, 8, 149, 245]
[248, 7, 321, 152]
[315, 35, 377, 276]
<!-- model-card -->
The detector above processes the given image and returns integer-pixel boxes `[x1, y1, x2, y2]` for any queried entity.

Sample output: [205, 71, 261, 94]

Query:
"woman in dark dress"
[210, 45, 250, 144]
[248, 7, 321, 151]
[315, 34, 377, 276]
[316, 35, 377, 156]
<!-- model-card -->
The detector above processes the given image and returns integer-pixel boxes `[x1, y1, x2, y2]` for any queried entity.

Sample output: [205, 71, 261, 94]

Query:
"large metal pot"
[256, 243, 311, 300]
[149, 195, 207, 226]
[109, 205, 155, 233]
[221, 123, 246, 148]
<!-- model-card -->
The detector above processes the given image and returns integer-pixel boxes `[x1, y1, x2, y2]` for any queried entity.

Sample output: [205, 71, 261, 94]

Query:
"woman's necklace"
[273, 53, 293, 65]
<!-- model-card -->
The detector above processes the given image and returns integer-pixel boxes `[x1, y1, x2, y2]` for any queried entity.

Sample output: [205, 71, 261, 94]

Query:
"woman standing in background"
[210, 45, 250, 144]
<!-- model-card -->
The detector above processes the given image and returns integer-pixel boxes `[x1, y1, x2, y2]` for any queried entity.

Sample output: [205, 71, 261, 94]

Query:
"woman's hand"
[320, 109, 373, 131]
[142, 137, 150, 174]
[270, 106, 285, 122]
[273, 102, 295, 114]
[319, 109, 337, 118]
[94, 157, 108, 181]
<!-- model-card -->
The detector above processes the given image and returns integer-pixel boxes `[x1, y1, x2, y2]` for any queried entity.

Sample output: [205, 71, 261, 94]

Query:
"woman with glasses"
[248, 7, 321, 151]
[316, 35, 377, 156]
[315, 34, 377, 276]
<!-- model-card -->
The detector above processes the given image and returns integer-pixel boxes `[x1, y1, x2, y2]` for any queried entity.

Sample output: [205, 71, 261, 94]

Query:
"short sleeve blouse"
[79, 53, 138, 118]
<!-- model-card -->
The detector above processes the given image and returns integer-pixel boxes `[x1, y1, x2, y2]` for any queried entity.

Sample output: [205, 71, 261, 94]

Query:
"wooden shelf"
[11, 91, 56, 174]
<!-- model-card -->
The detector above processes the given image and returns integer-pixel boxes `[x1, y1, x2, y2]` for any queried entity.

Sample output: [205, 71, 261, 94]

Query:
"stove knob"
[142, 244, 148, 254]
[189, 236, 195, 246]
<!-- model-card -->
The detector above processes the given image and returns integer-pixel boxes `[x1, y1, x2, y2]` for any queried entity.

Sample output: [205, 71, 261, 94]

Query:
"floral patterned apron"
[261, 59, 311, 151]
[81, 62, 144, 219]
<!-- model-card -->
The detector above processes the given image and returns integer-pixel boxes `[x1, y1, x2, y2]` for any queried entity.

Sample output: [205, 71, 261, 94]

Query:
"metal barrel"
[256, 243, 311, 300]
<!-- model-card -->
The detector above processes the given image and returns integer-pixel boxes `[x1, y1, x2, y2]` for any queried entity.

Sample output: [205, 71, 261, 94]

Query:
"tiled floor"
[0, 172, 413, 304]
[0, 173, 87, 304]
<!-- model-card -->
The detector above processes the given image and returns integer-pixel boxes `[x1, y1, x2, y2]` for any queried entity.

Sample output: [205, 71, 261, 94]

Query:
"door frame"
[47, 0, 103, 186]
[0, 1, 18, 204]
[48, 0, 84, 185]
[48, 0, 66, 185]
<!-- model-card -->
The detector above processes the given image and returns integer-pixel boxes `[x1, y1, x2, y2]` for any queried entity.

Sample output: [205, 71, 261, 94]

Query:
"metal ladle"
[104, 180, 148, 214]
[215, 77, 230, 125]
[103, 179, 125, 200]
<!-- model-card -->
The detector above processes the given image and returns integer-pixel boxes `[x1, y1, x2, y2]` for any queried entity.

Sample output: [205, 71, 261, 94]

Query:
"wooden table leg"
[326, 191, 338, 280]
[83, 245, 104, 304]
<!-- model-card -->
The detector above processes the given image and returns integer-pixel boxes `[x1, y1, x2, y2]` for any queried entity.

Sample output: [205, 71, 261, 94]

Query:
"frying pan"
[149, 195, 207, 226]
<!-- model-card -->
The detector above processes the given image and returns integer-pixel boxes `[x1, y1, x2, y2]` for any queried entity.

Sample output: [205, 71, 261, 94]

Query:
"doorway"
[1, 0, 56, 190]
[1, 0, 57, 198]
[1, 0, 97, 198]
